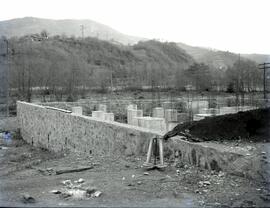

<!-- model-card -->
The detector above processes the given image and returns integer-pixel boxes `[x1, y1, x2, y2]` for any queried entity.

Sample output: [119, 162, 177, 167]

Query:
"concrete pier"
[137, 116, 166, 132]
[127, 104, 137, 110]
[127, 109, 143, 125]
[72, 106, 83, 115]
[162, 102, 173, 109]
[104, 113, 114, 121]
[165, 109, 178, 122]
[98, 104, 107, 112]
[153, 107, 165, 118]
[92, 111, 105, 120]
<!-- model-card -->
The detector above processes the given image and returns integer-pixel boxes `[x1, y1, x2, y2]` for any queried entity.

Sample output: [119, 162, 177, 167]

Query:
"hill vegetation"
[177, 42, 270, 68]
[7, 35, 197, 101]
[0, 17, 264, 102]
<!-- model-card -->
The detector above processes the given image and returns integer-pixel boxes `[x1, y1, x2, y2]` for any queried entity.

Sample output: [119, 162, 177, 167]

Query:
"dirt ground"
[0, 137, 269, 207]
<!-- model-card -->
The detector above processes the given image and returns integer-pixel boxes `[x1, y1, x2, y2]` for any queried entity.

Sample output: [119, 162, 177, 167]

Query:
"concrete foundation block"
[104, 113, 114, 121]
[162, 102, 173, 109]
[153, 107, 165, 118]
[191, 100, 209, 110]
[127, 109, 143, 125]
[137, 117, 166, 132]
[127, 104, 137, 110]
[72, 106, 83, 115]
[165, 109, 178, 122]
[92, 111, 105, 120]
[98, 104, 107, 112]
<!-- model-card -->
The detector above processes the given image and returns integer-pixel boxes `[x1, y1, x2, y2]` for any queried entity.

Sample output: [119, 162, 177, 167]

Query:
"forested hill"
[8, 36, 195, 100]
[0, 17, 144, 45]
[177, 42, 270, 69]
[177, 42, 242, 70]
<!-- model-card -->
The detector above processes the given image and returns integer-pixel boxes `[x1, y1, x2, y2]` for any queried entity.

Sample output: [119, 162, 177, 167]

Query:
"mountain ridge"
[0, 17, 145, 45]
[1, 17, 269, 67]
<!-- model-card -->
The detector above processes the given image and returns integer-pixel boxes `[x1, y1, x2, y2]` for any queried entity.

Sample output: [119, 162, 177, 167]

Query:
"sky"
[1, 0, 270, 54]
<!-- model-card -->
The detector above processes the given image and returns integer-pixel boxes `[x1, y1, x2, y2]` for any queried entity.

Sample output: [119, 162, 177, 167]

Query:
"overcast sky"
[1, 0, 269, 54]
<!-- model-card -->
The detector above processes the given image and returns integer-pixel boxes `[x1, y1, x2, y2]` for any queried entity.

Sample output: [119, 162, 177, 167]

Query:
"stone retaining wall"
[17, 101, 265, 181]
[17, 101, 158, 156]
[165, 137, 266, 181]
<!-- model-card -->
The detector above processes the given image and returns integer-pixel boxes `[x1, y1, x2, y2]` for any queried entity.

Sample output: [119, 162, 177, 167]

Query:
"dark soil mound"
[164, 108, 270, 142]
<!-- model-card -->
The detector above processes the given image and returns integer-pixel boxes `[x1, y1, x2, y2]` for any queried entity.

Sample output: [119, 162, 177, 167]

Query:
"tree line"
[2, 33, 263, 103]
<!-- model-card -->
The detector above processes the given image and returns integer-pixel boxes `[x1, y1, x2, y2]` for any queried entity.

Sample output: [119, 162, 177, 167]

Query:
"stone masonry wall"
[17, 101, 265, 181]
[17, 101, 157, 156]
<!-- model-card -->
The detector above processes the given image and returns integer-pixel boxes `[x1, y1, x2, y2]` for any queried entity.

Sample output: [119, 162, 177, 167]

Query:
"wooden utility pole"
[80, 24, 85, 39]
[259, 63, 270, 100]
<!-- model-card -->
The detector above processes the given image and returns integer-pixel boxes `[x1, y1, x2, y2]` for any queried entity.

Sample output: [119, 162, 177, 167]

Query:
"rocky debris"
[218, 171, 225, 177]
[260, 189, 270, 202]
[246, 146, 255, 151]
[74, 178, 85, 183]
[22, 194, 36, 203]
[54, 179, 102, 200]
[0, 146, 8, 150]
[61, 180, 72, 187]
[93, 191, 102, 197]
[198, 181, 211, 187]
[232, 199, 256, 207]
[86, 187, 97, 195]
[51, 190, 61, 194]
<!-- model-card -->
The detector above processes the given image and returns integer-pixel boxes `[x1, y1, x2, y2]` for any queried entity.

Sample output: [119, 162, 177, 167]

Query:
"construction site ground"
[1, 137, 269, 207]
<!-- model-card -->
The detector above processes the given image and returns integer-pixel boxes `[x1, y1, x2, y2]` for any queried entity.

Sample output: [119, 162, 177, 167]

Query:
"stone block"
[162, 102, 174, 109]
[137, 116, 166, 132]
[72, 106, 82, 115]
[92, 111, 105, 120]
[98, 104, 107, 112]
[127, 104, 137, 110]
[153, 107, 165, 118]
[104, 113, 114, 121]
[127, 109, 143, 125]
[165, 109, 178, 122]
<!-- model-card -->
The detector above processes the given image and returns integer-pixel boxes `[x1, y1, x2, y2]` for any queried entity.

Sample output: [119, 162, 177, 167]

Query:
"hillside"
[0, 17, 145, 45]
[241, 54, 270, 64]
[177, 42, 270, 69]
[177, 42, 241, 70]
[8, 36, 195, 101]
